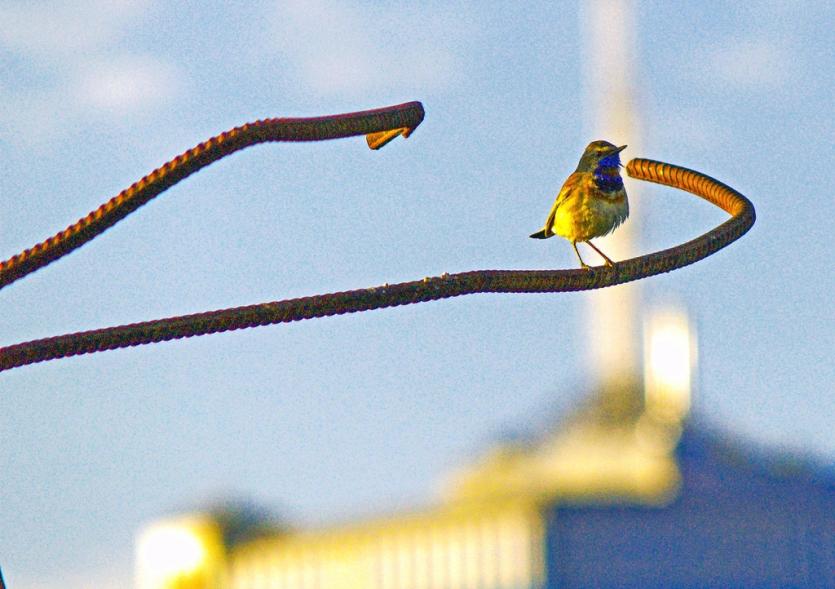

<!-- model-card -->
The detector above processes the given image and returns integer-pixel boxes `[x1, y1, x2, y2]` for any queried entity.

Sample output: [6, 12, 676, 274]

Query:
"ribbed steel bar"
[0, 102, 425, 291]
[0, 115, 755, 372]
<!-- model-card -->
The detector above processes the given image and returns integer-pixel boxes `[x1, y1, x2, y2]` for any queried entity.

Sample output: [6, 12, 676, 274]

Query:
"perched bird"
[530, 140, 629, 269]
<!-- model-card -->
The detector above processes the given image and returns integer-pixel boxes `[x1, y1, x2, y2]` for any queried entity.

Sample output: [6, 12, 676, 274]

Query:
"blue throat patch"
[593, 153, 624, 192]
[598, 153, 622, 168]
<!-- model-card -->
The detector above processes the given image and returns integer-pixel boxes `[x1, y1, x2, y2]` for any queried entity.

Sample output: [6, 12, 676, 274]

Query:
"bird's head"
[576, 140, 627, 172]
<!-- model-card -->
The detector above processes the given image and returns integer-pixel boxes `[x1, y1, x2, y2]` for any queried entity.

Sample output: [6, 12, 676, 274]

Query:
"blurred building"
[135, 307, 834, 589]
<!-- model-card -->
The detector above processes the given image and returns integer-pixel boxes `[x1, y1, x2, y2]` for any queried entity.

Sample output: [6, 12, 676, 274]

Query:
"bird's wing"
[540, 201, 558, 238]
[542, 172, 582, 236]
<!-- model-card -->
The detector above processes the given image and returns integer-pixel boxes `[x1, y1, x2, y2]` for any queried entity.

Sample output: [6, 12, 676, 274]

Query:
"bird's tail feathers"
[529, 229, 551, 239]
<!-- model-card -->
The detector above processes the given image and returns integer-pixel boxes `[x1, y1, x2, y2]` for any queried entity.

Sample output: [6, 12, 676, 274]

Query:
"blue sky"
[1, 1, 833, 587]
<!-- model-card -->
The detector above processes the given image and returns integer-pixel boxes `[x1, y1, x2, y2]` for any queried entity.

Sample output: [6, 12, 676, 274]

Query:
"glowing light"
[643, 308, 696, 422]
[135, 520, 210, 589]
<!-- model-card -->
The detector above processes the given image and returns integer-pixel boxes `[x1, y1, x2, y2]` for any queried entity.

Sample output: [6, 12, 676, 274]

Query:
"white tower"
[580, 0, 643, 398]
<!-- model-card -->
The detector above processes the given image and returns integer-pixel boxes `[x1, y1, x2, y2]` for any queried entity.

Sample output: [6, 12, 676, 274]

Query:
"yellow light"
[643, 307, 696, 422]
[135, 519, 210, 589]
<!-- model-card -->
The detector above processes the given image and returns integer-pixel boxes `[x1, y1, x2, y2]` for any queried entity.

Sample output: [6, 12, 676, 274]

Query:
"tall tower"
[580, 0, 643, 408]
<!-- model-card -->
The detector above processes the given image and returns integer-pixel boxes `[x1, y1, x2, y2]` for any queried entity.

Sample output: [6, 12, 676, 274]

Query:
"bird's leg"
[572, 242, 591, 270]
[586, 240, 616, 267]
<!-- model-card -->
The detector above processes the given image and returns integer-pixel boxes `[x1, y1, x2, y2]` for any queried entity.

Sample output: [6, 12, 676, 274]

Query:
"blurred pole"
[580, 0, 643, 396]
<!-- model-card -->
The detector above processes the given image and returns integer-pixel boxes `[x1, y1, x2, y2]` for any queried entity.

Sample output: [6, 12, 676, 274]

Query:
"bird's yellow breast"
[551, 174, 628, 242]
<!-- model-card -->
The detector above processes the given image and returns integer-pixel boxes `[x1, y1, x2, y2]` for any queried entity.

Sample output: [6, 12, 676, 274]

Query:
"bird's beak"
[614, 144, 627, 153]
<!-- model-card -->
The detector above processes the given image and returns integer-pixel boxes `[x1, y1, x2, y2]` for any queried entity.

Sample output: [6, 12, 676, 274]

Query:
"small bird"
[530, 140, 629, 269]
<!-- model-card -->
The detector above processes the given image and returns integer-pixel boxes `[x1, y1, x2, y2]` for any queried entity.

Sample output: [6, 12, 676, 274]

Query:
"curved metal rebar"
[0, 103, 754, 372]
[0, 102, 425, 291]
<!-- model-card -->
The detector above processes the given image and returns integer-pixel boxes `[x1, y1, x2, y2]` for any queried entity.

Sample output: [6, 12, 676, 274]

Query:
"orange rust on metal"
[366, 127, 413, 150]
[0, 111, 755, 372]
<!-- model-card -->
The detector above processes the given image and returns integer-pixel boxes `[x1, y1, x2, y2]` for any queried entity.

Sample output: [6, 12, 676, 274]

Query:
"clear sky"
[1, 1, 833, 587]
